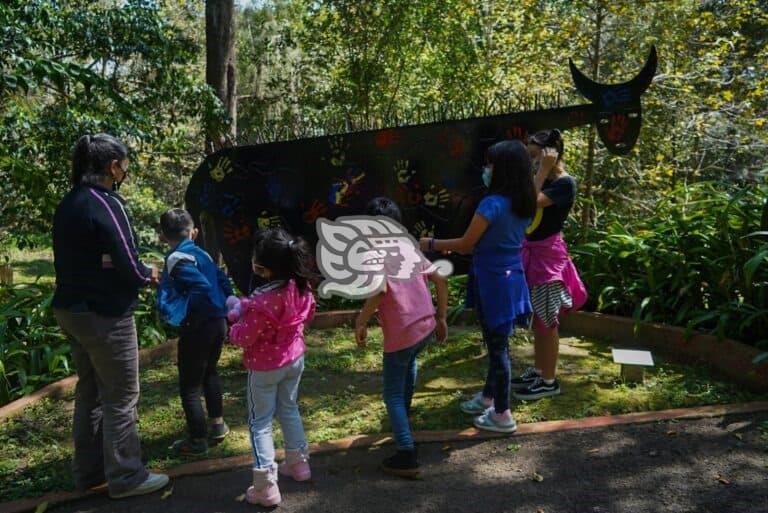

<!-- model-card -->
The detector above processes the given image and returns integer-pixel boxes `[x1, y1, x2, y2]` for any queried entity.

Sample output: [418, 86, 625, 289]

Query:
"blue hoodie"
[158, 239, 234, 325]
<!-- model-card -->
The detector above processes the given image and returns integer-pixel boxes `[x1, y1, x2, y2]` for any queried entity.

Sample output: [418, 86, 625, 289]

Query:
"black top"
[52, 184, 152, 316]
[525, 175, 577, 241]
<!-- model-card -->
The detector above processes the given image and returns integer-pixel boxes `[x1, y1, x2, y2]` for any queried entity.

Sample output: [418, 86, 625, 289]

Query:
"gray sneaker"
[460, 392, 493, 414]
[110, 473, 170, 499]
[510, 367, 541, 390]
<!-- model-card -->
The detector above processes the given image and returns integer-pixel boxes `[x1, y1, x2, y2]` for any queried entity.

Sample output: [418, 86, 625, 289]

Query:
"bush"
[571, 181, 768, 348]
[0, 281, 170, 407]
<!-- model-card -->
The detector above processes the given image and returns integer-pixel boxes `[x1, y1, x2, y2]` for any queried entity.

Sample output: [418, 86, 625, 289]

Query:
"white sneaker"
[110, 473, 169, 499]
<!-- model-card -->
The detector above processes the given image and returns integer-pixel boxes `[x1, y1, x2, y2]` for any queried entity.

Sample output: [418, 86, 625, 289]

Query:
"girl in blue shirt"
[420, 140, 536, 433]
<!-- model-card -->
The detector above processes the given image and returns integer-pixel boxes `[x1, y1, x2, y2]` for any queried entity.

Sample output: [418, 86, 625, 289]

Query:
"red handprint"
[303, 200, 328, 224]
[605, 114, 628, 143]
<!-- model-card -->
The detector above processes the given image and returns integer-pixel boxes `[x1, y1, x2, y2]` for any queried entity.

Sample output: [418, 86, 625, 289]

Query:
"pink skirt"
[521, 233, 587, 329]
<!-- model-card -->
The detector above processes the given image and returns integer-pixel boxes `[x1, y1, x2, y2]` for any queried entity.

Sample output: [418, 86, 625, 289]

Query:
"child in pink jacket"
[228, 228, 316, 507]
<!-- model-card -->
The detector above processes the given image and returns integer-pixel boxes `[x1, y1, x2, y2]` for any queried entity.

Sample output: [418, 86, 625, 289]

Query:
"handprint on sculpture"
[423, 185, 451, 209]
[209, 156, 232, 182]
[413, 220, 436, 239]
[256, 210, 282, 230]
[394, 159, 416, 184]
[328, 137, 348, 167]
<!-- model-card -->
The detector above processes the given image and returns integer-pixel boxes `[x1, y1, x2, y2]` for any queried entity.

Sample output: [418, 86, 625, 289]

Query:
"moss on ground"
[1, 326, 763, 500]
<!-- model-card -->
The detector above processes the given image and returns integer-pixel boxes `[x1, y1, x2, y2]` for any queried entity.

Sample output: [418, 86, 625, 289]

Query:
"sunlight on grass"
[1, 326, 765, 500]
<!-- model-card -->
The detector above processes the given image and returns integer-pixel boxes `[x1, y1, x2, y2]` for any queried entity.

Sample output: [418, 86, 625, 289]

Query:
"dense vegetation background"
[1, 0, 766, 404]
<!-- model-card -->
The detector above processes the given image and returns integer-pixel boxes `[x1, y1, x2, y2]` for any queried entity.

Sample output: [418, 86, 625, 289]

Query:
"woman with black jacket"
[52, 133, 168, 499]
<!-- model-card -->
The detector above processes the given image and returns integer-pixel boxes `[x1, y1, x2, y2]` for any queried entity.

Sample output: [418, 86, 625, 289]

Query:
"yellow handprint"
[209, 156, 232, 182]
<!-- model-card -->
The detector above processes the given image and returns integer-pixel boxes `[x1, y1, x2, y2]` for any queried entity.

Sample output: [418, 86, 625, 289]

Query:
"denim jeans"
[383, 332, 433, 450]
[246, 356, 307, 469]
[474, 284, 512, 414]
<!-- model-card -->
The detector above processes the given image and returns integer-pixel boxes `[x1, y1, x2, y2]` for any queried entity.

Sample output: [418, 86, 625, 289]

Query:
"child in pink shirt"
[355, 197, 448, 479]
[228, 228, 316, 507]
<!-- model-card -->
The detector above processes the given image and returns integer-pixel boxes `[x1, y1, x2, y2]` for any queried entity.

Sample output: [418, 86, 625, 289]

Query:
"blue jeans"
[246, 356, 307, 470]
[383, 333, 433, 450]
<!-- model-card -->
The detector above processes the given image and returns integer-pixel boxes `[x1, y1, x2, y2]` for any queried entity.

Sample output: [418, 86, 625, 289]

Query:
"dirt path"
[50, 412, 768, 513]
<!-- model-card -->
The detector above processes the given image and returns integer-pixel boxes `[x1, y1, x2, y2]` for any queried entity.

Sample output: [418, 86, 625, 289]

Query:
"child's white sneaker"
[473, 409, 517, 433]
[246, 466, 281, 507]
[460, 392, 493, 414]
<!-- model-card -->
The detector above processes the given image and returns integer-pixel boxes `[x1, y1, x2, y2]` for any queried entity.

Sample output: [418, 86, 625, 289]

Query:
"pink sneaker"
[246, 467, 281, 506]
[279, 449, 311, 481]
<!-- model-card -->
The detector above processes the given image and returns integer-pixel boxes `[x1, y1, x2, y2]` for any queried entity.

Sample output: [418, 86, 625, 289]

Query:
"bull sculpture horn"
[569, 46, 658, 103]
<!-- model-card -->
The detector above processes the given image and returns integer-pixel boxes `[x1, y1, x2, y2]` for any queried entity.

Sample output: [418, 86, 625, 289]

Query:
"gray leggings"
[54, 309, 149, 495]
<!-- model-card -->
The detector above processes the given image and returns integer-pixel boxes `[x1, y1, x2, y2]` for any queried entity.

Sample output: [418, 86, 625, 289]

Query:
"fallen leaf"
[537, 509, 546, 513]
[587, 448, 600, 454]
[649, 450, 659, 457]
[442, 443, 453, 452]
[716, 475, 731, 485]
[734, 433, 743, 440]
[34, 502, 48, 513]
[531, 471, 544, 482]
[235, 493, 246, 502]
[506, 443, 521, 452]
[161, 486, 174, 500]
[666, 430, 678, 437]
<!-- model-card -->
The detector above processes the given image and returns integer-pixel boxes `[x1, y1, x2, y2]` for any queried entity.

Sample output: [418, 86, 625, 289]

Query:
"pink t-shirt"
[377, 259, 436, 353]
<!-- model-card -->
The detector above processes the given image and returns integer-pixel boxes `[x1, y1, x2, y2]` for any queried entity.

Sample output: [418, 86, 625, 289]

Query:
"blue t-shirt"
[475, 194, 531, 256]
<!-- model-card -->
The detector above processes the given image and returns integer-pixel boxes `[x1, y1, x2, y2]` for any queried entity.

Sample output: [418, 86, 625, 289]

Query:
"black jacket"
[52, 183, 152, 316]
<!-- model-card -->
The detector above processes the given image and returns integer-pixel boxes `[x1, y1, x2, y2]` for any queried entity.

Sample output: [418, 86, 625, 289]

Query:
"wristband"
[428, 238, 435, 252]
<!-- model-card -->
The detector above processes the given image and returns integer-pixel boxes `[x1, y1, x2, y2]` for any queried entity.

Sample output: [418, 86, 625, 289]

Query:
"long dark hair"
[70, 133, 128, 186]
[486, 140, 537, 219]
[365, 196, 402, 222]
[252, 228, 316, 293]
[530, 129, 565, 162]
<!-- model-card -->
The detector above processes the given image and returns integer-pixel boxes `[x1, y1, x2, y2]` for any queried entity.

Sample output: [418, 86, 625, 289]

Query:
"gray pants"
[54, 309, 149, 495]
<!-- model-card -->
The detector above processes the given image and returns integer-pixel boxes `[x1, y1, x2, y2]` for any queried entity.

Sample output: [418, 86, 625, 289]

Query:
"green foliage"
[0, 279, 170, 406]
[0, 0, 220, 243]
[571, 181, 768, 346]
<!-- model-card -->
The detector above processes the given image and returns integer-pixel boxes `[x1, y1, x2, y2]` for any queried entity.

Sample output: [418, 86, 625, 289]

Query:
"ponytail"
[71, 135, 92, 186]
[252, 228, 318, 294]
[69, 133, 129, 187]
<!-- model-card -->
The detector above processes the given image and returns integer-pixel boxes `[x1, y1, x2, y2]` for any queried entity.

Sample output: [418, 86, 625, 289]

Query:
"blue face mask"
[482, 166, 492, 188]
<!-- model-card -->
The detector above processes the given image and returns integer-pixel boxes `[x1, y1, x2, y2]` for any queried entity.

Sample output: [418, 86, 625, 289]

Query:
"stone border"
[558, 311, 768, 393]
[3, 400, 767, 513]
[0, 340, 178, 422]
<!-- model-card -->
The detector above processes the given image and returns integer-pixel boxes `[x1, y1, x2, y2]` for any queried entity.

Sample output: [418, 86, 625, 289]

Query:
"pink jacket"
[522, 233, 588, 312]
[229, 280, 316, 371]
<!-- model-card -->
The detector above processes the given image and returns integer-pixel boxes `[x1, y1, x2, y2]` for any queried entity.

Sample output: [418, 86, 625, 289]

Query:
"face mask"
[482, 166, 492, 188]
[112, 164, 128, 192]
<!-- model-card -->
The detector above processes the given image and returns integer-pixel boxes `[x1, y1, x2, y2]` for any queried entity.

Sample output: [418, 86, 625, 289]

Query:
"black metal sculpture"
[185, 47, 657, 293]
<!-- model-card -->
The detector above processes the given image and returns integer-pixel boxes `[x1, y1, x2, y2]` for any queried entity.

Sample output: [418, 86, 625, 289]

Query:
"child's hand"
[539, 147, 558, 174]
[436, 317, 448, 344]
[355, 320, 368, 348]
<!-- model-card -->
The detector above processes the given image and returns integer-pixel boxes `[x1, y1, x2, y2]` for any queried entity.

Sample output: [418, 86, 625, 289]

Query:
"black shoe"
[510, 367, 541, 391]
[513, 377, 561, 401]
[169, 437, 208, 456]
[209, 421, 230, 441]
[381, 449, 420, 479]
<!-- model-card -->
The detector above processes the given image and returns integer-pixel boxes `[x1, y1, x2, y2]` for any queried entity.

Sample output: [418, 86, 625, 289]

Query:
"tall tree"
[206, 0, 237, 151]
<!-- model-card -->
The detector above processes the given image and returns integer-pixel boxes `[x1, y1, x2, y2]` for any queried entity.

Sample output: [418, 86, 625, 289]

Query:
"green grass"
[1, 326, 765, 501]
[6, 247, 55, 285]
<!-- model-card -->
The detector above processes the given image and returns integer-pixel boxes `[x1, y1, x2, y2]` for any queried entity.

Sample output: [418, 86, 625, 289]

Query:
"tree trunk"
[579, 2, 604, 241]
[206, 0, 237, 152]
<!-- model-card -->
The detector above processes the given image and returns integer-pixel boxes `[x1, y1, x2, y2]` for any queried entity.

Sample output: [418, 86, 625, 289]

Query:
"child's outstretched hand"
[436, 317, 448, 344]
[355, 319, 368, 349]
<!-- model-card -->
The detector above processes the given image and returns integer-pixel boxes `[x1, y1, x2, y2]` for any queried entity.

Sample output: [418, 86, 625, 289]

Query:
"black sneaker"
[510, 367, 542, 391]
[513, 377, 561, 401]
[381, 449, 420, 479]
[209, 421, 230, 442]
[169, 437, 208, 456]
